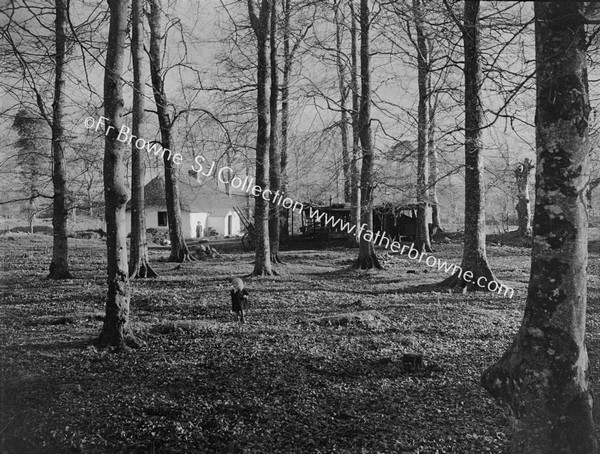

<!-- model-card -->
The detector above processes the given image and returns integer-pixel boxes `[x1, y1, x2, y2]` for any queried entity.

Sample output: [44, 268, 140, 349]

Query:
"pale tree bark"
[514, 157, 533, 237]
[147, 0, 193, 262]
[353, 0, 381, 270]
[129, 0, 157, 278]
[334, 0, 351, 203]
[249, 0, 275, 276]
[268, 0, 283, 264]
[48, 0, 72, 279]
[97, 0, 140, 349]
[347, 0, 360, 248]
[482, 4, 597, 452]
[440, 0, 497, 291]
[429, 94, 443, 232]
[413, 0, 433, 253]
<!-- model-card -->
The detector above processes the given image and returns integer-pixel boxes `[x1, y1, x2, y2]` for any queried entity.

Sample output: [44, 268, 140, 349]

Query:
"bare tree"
[147, 0, 194, 262]
[129, 0, 157, 278]
[11, 110, 49, 234]
[348, 0, 361, 248]
[97, 0, 139, 349]
[412, 0, 433, 252]
[1, 1, 73, 278]
[440, 0, 497, 291]
[514, 157, 533, 237]
[482, 3, 597, 451]
[280, 0, 292, 207]
[278, 0, 312, 243]
[353, 0, 381, 270]
[268, 0, 283, 264]
[248, 0, 275, 276]
[428, 92, 443, 232]
[334, 0, 351, 203]
[47, 0, 72, 279]
[70, 137, 104, 216]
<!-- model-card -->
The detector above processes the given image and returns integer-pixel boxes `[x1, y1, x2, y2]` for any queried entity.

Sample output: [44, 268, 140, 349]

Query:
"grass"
[1, 233, 599, 453]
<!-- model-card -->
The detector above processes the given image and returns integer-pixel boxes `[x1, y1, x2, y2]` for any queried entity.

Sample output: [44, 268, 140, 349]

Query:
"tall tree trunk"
[514, 157, 533, 237]
[97, 0, 139, 349]
[347, 0, 360, 248]
[440, 0, 496, 291]
[249, 0, 274, 276]
[48, 0, 72, 280]
[335, 0, 350, 204]
[268, 0, 283, 264]
[147, 0, 193, 262]
[353, 0, 381, 270]
[413, 0, 432, 253]
[280, 0, 290, 242]
[429, 94, 443, 232]
[482, 4, 596, 452]
[129, 0, 157, 278]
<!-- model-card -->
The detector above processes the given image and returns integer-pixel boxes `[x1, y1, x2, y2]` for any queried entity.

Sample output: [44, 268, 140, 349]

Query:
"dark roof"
[134, 175, 249, 215]
[304, 202, 418, 213]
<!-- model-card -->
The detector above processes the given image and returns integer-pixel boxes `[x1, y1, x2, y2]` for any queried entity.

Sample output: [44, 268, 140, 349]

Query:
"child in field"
[230, 277, 249, 323]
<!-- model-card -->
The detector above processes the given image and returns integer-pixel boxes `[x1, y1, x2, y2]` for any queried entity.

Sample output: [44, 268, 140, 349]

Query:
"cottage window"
[158, 211, 168, 227]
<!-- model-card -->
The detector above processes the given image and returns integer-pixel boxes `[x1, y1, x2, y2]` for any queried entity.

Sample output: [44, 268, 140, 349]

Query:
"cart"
[234, 207, 255, 251]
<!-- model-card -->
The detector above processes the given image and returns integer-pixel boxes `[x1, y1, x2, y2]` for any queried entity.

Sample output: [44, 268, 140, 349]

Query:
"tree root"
[412, 240, 434, 253]
[129, 260, 158, 279]
[47, 262, 73, 280]
[480, 333, 597, 452]
[95, 330, 145, 352]
[439, 273, 470, 293]
[270, 252, 286, 264]
[168, 251, 196, 263]
[251, 266, 279, 277]
[352, 253, 383, 270]
[438, 270, 497, 293]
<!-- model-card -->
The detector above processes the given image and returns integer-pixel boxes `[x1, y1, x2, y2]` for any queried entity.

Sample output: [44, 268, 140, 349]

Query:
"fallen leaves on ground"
[1, 234, 599, 453]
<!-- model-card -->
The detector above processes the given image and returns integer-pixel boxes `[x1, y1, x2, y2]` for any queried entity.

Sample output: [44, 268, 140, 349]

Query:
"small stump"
[402, 353, 424, 372]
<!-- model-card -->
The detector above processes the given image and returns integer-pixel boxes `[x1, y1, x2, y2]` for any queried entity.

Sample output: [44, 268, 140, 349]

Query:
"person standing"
[230, 277, 249, 323]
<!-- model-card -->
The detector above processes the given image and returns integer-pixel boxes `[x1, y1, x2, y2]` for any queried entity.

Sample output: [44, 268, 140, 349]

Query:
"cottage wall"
[205, 210, 241, 237]
[189, 212, 209, 238]
[126, 209, 241, 238]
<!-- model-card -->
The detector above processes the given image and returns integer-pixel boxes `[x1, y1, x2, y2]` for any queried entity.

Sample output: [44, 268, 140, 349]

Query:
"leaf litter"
[1, 234, 600, 453]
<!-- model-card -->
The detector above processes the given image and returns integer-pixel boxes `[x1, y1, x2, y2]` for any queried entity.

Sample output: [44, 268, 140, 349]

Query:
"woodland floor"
[1, 233, 600, 454]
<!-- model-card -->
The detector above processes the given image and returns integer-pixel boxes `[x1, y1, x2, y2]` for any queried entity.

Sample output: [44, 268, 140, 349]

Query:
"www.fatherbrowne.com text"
[304, 207, 514, 298]
[85, 115, 513, 298]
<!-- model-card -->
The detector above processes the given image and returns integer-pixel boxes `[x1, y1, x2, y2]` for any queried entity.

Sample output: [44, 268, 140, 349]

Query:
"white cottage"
[126, 176, 250, 239]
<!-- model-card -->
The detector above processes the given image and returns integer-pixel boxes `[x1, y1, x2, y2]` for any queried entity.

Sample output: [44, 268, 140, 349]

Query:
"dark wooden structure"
[300, 202, 418, 242]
